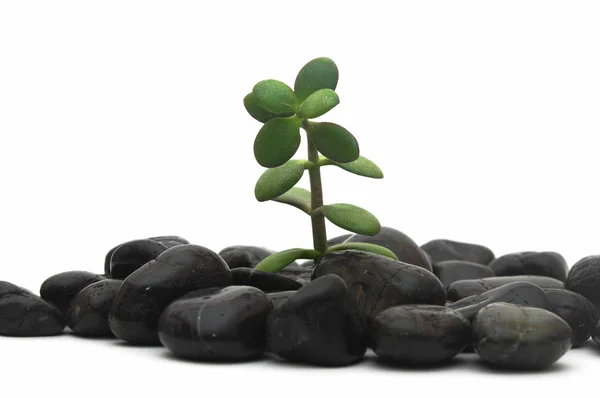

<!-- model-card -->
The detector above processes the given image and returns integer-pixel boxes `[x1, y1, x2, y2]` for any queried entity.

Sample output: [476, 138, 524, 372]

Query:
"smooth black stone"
[231, 268, 302, 292]
[66, 279, 123, 336]
[277, 265, 313, 285]
[327, 234, 352, 246]
[108, 244, 232, 344]
[109, 239, 169, 279]
[0, 281, 65, 336]
[447, 276, 564, 302]
[149, 235, 189, 248]
[594, 319, 600, 345]
[421, 239, 495, 265]
[432, 260, 495, 289]
[266, 274, 366, 366]
[267, 291, 295, 308]
[543, 288, 600, 347]
[448, 281, 556, 321]
[312, 251, 446, 330]
[489, 251, 569, 282]
[158, 286, 271, 361]
[472, 303, 572, 370]
[370, 305, 470, 365]
[104, 243, 121, 276]
[40, 271, 106, 316]
[565, 255, 600, 308]
[218, 245, 274, 269]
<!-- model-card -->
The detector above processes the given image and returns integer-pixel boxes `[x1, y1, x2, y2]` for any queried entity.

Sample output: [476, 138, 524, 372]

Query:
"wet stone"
[447, 275, 564, 302]
[544, 288, 600, 347]
[489, 251, 569, 282]
[448, 281, 556, 321]
[231, 268, 302, 292]
[66, 279, 123, 337]
[266, 274, 366, 366]
[108, 244, 232, 344]
[0, 281, 65, 336]
[267, 291, 295, 308]
[109, 239, 169, 279]
[370, 305, 470, 365]
[218, 245, 274, 269]
[472, 303, 572, 370]
[594, 320, 600, 345]
[276, 264, 313, 285]
[158, 286, 271, 361]
[565, 255, 600, 308]
[40, 271, 106, 316]
[421, 239, 495, 265]
[313, 250, 446, 331]
[432, 260, 495, 289]
[149, 235, 189, 248]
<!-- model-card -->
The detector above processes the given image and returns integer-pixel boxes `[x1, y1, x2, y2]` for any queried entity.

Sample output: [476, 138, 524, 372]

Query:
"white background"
[1, 1, 599, 397]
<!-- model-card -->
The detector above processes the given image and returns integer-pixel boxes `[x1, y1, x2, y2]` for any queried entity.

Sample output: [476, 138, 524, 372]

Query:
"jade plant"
[243, 57, 398, 272]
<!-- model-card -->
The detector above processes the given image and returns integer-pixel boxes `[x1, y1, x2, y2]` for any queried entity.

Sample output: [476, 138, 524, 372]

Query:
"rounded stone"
[40, 271, 106, 316]
[447, 275, 564, 302]
[218, 245, 274, 269]
[267, 291, 295, 308]
[421, 239, 495, 265]
[158, 286, 271, 361]
[109, 239, 168, 279]
[472, 303, 572, 370]
[370, 305, 470, 365]
[231, 268, 302, 292]
[489, 251, 568, 282]
[565, 255, 600, 308]
[66, 279, 123, 336]
[149, 235, 189, 248]
[432, 260, 495, 289]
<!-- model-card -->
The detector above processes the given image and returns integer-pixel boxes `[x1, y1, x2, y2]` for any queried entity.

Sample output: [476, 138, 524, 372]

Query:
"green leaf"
[244, 93, 294, 123]
[333, 156, 383, 178]
[255, 160, 306, 202]
[254, 117, 301, 168]
[255, 248, 322, 273]
[252, 80, 298, 114]
[319, 203, 381, 236]
[297, 89, 340, 119]
[305, 122, 359, 163]
[294, 57, 339, 102]
[326, 242, 398, 260]
[272, 187, 312, 215]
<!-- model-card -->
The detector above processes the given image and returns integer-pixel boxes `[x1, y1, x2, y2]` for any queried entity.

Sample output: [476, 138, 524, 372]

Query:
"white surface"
[1, 1, 600, 396]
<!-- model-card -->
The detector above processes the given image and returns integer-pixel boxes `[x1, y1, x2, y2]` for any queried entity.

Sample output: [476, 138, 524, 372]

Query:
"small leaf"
[326, 242, 398, 261]
[333, 156, 383, 178]
[255, 160, 306, 202]
[272, 187, 312, 215]
[254, 117, 301, 168]
[252, 80, 298, 114]
[297, 89, 340, 119]
[244, 93, 294, 123]
[255, 248, 322, 273]
[294, 57, 339, 102]
[319, 203, 381, 236]
[306, 122, 359, 163]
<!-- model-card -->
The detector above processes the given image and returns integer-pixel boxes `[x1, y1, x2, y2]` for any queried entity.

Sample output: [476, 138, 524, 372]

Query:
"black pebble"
[149, 235, 189, 248]
[231, 268, 302, 292]
[267, 291, 295, 308]
[276, 263, 314, 285]
[370, 305, 470, 365]
[158, 286, 271, 361]
[432, 260, 495, 289]
[0, 281, 65, 336]
[40, 271, 106, 316]
[565, 255, 600, 308]
[218, 245, 274, 269]
[421, 239, 495, 265]
[108, 244, 232, 344]
[266, 274, 367, 366]
[66, 279, 123, 337]
[447, 275, 564, 301]
[489, 251, 569, 282]
[109, 239, 168, 279]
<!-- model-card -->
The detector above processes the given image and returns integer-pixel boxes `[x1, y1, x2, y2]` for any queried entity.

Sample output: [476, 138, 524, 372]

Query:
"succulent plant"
[244, 57, 398, 272]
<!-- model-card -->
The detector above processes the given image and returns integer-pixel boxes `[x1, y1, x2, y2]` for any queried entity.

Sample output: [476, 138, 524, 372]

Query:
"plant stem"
[306, 129, 328, 254]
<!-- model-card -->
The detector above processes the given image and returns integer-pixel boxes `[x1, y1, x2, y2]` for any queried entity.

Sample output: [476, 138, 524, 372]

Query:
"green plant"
[244, 57, 398, 272]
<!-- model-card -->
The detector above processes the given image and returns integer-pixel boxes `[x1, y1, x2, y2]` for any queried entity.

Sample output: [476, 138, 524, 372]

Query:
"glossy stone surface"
[370, 305, 470, 365]
[447, 275, 564, 301]
[312, 250, 446, 330]
[338, 227, 432, 271]
[149, 235, 189, 248]
[266, 274, 366, 366]
[472, 303, 572, 370]
[565, 255, 600, 308]
[0, 281, 65, 336]
[108, 244, 232, 344]
[432, 260, 495, 289]
[489, 251, 569, 282]
[158, 286, 271, 361]
[267, 291, 295, 308]
[544, 288, 600, 347]
[231, 268, 302, 292]
[109, 239, 168, 279]
[218, 245, 273, 269]
[276, 263, 313, 285]
[594, 320, 600, 345]
[40, 271, 106, 316]
[448, 281, 556, 321]
[66, 279, 123, 336]
[421, 239, 495, 265]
